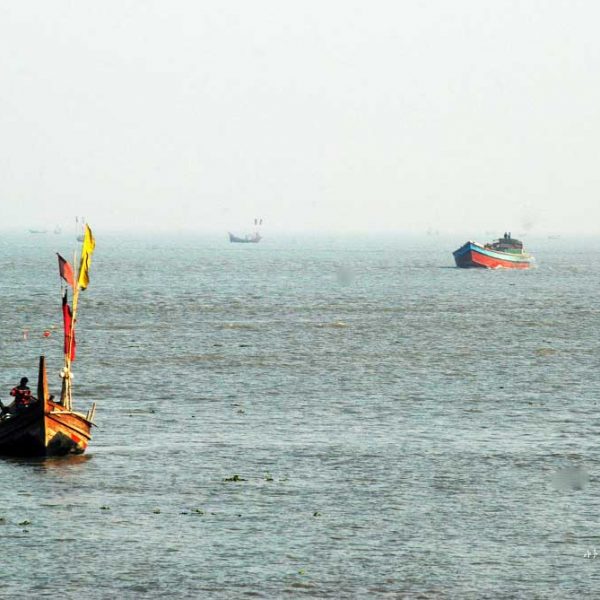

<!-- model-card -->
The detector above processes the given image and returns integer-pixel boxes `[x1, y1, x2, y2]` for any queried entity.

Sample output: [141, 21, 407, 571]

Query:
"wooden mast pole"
[60, 245, 79, 411]
[61, 223, 93, 413]
[63, 216, 79, 409]
[67, 246, 82, 411]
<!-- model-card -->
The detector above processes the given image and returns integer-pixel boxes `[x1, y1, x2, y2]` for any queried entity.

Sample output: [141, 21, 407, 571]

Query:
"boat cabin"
[485, 232, 524, 254]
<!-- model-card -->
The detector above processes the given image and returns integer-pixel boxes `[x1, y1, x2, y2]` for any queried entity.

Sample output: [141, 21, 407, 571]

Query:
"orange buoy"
[43, 330, 51, 338]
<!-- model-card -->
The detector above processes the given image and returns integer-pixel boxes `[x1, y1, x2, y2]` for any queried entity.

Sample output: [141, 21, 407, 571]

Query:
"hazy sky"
[1, 1, 599, 234]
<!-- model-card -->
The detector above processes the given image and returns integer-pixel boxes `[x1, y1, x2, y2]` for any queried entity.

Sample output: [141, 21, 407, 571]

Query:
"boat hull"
[0, 401, 91, 457]
[228, 232, 261, 243]
[45, 402, 92, 455]
[453, 241, 532, 269]
[0, 407, 47, 456]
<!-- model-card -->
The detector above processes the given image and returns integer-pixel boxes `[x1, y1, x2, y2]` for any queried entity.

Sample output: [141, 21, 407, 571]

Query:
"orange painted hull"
[453, 241, 533, 269]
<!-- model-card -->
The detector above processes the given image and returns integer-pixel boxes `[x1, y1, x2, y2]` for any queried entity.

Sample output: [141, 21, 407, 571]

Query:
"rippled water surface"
[0, 232, 599, 598]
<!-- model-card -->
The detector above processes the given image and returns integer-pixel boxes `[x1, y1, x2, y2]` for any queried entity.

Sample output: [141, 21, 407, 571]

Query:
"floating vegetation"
[220, 323, 259, 331]
[100, 505, 110, 510]
[264, 473, 274, 482]
[180, 508, 209, 516]
[313, 512, 321, 517]
[535, 347, 557, 356]
[224, 474, 246, 482]
[316, 321, 348, 329]
[18, 520, 31, 526]
[152, 509, 161, 514]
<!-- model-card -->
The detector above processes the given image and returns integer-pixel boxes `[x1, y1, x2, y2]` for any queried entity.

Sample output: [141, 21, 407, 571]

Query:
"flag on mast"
[57, 253, 75, 287]
[77, 224, 96, 290]
[62, 290, 76, 361]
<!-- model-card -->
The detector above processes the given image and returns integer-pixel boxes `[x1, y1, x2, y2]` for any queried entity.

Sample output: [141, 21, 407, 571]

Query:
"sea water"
[0, 232, 599, 598]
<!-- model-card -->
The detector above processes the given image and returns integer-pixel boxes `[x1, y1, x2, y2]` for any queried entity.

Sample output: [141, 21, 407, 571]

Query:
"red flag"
[62, 291, 76, 361]
[57, 253, 74, 287]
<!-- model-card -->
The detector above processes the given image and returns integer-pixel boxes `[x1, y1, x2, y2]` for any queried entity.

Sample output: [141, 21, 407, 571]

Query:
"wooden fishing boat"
[453, 232, 534, 269]
[0, 357, 94, 456]
[0, 225, 96, 457]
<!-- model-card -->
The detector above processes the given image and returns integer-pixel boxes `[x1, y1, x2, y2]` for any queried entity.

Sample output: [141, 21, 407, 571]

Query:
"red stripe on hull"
[460, 250, 531, 269]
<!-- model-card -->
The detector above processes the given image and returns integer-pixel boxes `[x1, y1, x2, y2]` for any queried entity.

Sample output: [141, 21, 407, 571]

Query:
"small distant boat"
[228, 232, 261, 244]
[0, 226, 97, 456]
[453, 232, 534, 269]
[29, 229, 47, 234]
[229, 218, 263, 243]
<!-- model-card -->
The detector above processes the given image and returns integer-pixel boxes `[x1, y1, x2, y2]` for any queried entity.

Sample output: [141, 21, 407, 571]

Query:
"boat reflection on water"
[3, 453, 93, 471]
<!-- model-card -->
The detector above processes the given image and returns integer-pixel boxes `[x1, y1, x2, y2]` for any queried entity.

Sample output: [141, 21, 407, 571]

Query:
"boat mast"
[60, 247, 80, 411]
[59, 224, 94, 412]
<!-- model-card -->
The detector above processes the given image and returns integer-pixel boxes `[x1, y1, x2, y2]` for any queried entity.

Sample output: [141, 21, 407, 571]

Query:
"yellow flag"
[78, 224, 95, 290]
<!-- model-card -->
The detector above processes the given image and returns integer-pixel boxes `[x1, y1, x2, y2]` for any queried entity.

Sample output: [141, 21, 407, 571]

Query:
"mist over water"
[0, 232, 599, 597]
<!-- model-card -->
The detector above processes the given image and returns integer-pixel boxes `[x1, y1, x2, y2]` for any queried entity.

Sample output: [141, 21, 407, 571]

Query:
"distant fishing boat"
[229, 218, 263, 243]
[228, 232, 262, 243]
[453, 232, 534, 269]
[0, 225, 97, 456]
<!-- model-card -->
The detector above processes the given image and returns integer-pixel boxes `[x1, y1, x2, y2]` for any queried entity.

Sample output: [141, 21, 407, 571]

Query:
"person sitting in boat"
[10, 377, 33, 411]
[0, 400, 10, 418]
